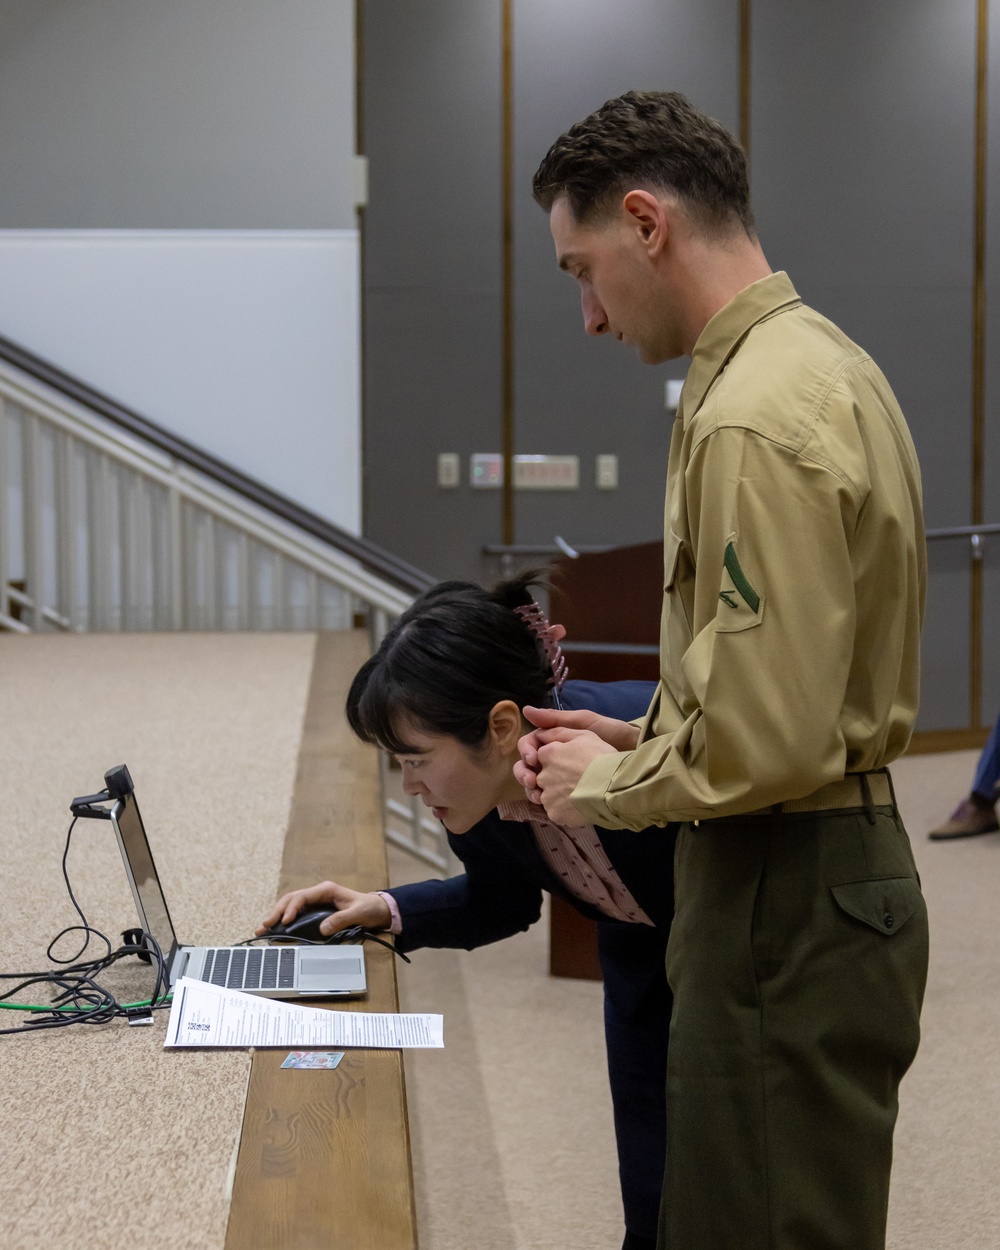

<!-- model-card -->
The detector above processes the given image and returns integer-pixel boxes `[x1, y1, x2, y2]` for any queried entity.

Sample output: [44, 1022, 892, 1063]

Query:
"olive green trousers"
[658, 805, 928, 1250]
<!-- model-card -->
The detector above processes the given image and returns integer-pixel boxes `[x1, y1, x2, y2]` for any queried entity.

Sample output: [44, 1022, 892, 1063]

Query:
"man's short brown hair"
[532, 90, 754, 237]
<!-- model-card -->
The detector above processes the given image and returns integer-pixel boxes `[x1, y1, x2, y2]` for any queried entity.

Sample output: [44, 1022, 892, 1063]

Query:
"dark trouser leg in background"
[599, 915, 672, 1249]
[659, 807, 928, 1250]
[972, 709, 1000, 800]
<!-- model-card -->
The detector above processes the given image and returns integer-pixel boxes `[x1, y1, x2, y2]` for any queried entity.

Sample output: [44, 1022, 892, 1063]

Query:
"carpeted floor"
[393, 748, 1000, 1250]
[884, 750, 1000, 1250]
[0, 631, 316, 1250]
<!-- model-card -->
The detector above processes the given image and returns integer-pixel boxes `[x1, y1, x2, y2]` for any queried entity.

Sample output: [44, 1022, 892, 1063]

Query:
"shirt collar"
[497, 799, 550, 824]
[679, 271, 801, 423]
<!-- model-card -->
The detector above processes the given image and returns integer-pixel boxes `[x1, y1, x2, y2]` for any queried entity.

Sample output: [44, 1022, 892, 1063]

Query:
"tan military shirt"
[571, 271, 925, 830]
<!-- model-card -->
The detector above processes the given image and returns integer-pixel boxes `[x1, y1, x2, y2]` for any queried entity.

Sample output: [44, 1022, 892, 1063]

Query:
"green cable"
[0, 995, 172, 1013]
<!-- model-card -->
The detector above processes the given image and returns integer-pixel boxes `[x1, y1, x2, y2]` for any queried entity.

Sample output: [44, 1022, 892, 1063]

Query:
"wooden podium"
[547, 542, 661, 980]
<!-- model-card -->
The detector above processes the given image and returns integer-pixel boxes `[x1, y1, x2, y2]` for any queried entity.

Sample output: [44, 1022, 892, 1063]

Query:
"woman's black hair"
[346, 572, 559, 754]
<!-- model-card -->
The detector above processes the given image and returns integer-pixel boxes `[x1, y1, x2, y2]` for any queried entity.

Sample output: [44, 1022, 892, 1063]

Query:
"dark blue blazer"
[387, 679, 675, 1239]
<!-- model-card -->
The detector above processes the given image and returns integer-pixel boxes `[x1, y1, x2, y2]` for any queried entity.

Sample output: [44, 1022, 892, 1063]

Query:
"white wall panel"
[0, 230, 361, 533]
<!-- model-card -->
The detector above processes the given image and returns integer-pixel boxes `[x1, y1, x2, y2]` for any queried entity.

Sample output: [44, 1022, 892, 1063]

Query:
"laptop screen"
[110, 791, 179, 966]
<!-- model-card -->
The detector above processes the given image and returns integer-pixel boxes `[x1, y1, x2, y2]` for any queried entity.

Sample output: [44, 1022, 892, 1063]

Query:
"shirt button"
[883, 912, 895, 930]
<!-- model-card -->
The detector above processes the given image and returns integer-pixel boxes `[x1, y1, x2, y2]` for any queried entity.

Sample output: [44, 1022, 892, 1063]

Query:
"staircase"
[0, 333, 451, 870]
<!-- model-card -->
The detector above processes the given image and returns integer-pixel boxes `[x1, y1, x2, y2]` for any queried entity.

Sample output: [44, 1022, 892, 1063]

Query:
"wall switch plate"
[470, 452, 504, 487]
[437, 452, 460, 488]
[596, 454, 618, 489]
[665, 379, 684, 411]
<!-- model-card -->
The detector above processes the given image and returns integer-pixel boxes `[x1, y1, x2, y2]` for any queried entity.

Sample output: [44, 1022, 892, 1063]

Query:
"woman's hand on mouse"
[256, 880, 392, 937]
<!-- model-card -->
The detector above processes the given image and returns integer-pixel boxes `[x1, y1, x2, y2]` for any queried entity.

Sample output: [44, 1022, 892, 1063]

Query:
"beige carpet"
[0, 632, 316, 1250]
[886, 751, 1000, 1250]
[394, 750, 1000, 1250]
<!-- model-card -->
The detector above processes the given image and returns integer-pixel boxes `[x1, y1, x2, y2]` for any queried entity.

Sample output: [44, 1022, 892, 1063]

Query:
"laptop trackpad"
[298, 950, 365, 991]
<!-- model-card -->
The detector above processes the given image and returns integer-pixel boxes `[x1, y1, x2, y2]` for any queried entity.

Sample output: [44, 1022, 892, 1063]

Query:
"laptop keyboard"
[198, 947, 296, 991]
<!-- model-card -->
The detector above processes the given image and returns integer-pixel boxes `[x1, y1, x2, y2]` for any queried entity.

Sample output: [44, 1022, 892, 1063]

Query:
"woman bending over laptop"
[258, 575, 674, 1250]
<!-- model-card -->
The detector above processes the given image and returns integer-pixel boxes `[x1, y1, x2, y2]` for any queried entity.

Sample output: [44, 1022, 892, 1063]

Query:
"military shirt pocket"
[830, 876, 924, 936]
[664, 528, 683, 591]
[661, 529, 693, 694]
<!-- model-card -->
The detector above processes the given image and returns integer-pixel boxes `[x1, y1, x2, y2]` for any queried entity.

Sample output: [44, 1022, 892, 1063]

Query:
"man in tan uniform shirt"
[518, 92, 928, 1250]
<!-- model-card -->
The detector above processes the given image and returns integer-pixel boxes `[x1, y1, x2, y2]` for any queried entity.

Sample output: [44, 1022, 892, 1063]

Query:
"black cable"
[3, 816, 407, 1038]
[0, 818, 172, 1037]
[238, 928, 412, 963]
[47, 816, 110, 965]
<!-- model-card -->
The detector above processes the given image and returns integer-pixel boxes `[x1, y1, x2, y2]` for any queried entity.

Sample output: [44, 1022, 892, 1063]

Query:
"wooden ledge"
[225, 631, 417, 1250]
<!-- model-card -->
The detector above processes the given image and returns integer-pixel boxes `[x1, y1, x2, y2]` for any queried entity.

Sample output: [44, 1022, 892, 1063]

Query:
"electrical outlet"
[596, 454, 618, 490]
[437, 453, 460, 488]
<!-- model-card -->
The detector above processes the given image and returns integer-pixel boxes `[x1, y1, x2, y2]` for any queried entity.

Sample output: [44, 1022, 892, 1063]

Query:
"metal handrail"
[0, 342, 453, 875]
[0, 331, 436, 596]
[484, 541, 616, 558]
[925, 523, 1000, 539]
[489, 523, 1000, 557]
[491, 524, 1000, 657]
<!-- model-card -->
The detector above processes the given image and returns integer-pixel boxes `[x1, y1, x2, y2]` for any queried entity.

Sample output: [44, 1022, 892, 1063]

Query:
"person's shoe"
[928, 794, 1000, 839]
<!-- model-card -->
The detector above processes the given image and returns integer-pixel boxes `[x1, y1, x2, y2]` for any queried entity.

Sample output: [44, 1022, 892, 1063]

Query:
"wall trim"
[970, 0, 989, 727]
[501, 0, 515, 547]
[0, 229, 356, 243]
[906, 726, 991, 755]
[740, 0, 751, 161]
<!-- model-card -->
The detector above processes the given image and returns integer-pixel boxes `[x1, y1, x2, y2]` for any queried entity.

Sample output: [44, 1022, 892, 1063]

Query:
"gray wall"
[362, 0, 504, 582]
[362, 0, 737, 582]
[752, 0, 977, 731]
[511, 1, 737, 554]
[985, 0, 1000, 727]
[0, 0, 356, 228]
[362, 0, 1000, 733]
[2, 2, 993, 730]
[0, 1, 363, 531]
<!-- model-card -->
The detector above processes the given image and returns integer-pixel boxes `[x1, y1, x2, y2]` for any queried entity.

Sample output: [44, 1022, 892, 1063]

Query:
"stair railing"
[0, 338, 451, 872]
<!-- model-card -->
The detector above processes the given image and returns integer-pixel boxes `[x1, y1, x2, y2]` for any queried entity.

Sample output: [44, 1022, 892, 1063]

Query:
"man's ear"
[622, 189, 669, 255]
[488, 700, 523, 753]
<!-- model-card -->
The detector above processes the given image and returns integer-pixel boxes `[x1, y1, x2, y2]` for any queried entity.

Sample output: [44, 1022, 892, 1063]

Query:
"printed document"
[164, 976, 443, 1049]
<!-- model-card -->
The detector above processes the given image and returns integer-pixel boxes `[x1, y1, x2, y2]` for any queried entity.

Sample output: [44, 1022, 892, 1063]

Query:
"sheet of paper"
[164, 977, 443, 1049]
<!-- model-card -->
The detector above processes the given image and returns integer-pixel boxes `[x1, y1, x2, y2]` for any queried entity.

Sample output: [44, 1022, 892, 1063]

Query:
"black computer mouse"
[266, 907, 338, 943]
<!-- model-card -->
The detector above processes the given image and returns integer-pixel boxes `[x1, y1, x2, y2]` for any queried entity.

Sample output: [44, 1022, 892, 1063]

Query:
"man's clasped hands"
[513, 706, 641, 826]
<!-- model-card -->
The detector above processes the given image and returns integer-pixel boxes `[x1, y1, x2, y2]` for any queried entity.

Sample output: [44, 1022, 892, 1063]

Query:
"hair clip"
[513, 601, 568, 703]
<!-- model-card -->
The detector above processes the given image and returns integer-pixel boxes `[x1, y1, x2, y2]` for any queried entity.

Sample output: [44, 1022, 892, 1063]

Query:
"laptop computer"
[97, 767, 366, 999]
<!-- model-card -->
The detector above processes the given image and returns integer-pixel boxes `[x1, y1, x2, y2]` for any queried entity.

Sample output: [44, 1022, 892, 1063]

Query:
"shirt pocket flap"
[830, 877, 923, 936]
[664, 529, 683, 591]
